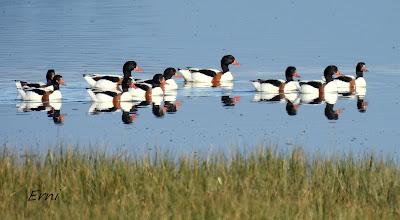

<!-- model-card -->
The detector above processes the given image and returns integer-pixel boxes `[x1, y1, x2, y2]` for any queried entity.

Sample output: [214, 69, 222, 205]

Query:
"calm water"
[0, 0, 399, 155]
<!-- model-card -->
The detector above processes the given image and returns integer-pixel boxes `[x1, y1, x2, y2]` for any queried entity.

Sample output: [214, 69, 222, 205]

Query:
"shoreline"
[1, 145, 399, 219]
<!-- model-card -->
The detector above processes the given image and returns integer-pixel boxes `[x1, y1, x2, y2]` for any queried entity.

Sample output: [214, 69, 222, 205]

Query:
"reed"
[0, 146, 399, 219]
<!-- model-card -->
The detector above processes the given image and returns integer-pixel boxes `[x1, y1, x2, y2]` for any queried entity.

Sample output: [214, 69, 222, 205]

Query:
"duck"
[130, 74, 166, 101]
[86, 77, 137, 103]
[299, 66, 341, 104]
[83, 61, 143, 90]
[300, 65, 342, 95]
[163, 67, 179, 90]
[324, 103, 344, 120]
[15, 69, 56, 91]
[335, 62, 368, 93]
[138, 67, 178, 90]
[178, 55, 240, 84]
[251, 66, 301, 93]
[221, 96, 241, 107]
[17, 75, 64, 101]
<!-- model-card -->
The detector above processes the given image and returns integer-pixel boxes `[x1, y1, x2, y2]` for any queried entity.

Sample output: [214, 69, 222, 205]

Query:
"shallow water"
[0, 0, 399, 155]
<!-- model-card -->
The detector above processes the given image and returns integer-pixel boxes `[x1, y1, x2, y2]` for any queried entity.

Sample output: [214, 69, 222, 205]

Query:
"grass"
[0, 146, 399, 219]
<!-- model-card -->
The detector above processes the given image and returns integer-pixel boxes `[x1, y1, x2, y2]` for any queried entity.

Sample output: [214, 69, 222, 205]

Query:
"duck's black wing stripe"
[26, 83, 42, 88]
[99, 76, 121, 82]
[93, 76, 121, 82]
[258, 79, 283, 87]
[143, 79, 152, 84]
[31, 89, 46, 95]
[94, 91, 118, 97]
[190, 69, 217, 77]
[336, 76, 353, 82]
[135, 83, 151, 91]
[300, 81, 322, 88]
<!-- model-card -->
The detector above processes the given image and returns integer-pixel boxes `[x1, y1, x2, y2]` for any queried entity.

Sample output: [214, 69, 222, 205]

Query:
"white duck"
[252, 66, 301, 93]
[83, 61, 143, 90]
[300, 65, 342, 104]
[138, 68, 178, 90]
[17, 75, 64, 101]
[178, 55, 240, 84]
[130, 74, 166, 101]
[15, 69, 56, 91]
[300, 65, 342, 94]
[86, 78, 137, 102]
[335, 62, 368, 93]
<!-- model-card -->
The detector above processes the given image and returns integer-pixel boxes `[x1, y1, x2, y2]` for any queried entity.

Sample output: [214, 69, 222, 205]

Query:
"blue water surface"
[0, 0, 399, 155]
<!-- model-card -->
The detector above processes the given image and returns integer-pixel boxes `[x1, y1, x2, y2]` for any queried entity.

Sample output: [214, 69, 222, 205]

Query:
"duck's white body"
[183, 81, 234, 89]
[86, 89, 133, 102]
[356, 86, 367, 98]
[300, 80, 338, 94]
[355, 77, 366, 87]
[300, 91, 338, 105]
[165, 79, 178, 90]
[252, 80, 300, 93]
[130, 85, 164, 99]
[15, 80, 53, 91]
[137, 78, 178, 90]
[16, 101, 62, 112]
[335, 75, 354, 88]
[17, 88, 62, 101]
[335, 75, 367, 88]
[83, 74, 123, 91]
[252, 92, 285, 102]
[179, 68, 233, 83]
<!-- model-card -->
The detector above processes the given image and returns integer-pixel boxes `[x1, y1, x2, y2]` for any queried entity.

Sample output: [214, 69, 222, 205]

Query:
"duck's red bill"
[233, 96, 240, 103]
[232, 60, 240, 67]
[175, 100, 182, 108]
[335, 71, 343, 77]
[134, 66, 143, 72]
[293, 72, 301, 78]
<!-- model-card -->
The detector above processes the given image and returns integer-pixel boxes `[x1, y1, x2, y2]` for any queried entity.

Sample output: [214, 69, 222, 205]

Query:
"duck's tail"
[83, 74, 97, 87]
[15, 80, 23, 89]
[177, 68, 192, 82]
[86, 89, 97, 101]
[17, 88, 26, 100]
[251, 80, 261, 91]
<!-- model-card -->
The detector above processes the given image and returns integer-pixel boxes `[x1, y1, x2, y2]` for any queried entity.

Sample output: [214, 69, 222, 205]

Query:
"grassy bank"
[0, 146, 399, 219]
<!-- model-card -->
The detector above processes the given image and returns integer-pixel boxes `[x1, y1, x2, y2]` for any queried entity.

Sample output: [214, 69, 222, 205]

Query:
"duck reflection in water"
[356, 86, 367, 113]
[286, 101, 300, 116]
[324, 103, 344, 120]
[16, 101, 65, 124]
[121, 106, 138, 124]
[151, 98, 182, 118]
[183, 81, 234, 90]
[357, 97, 368, 113]
[253, 92, 301, 116]
[89, 101, 144, 124]
[221, 96, 240, 107]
